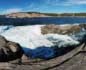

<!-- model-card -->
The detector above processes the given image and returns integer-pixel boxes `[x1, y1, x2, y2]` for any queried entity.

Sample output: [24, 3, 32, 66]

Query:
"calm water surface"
[0, 17, 86, 25]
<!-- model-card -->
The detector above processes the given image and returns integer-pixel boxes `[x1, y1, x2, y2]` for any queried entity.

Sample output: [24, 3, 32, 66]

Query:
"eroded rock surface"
[0, 24, 85, 70]
[41, 24, 86, 35]
[0, 35, 23, 62]
[0, 43, 85, 70]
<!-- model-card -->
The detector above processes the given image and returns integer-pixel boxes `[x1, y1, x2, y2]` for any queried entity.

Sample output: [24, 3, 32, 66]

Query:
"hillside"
[3, 12, 86, 18]
[5, 12, 50, 18]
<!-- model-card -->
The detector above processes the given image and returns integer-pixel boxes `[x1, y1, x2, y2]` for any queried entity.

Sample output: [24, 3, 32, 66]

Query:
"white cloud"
[65, 0, 86, 5]
[1, 8, 22, 14]
[26, 3, 41, 11]
[46, 0, 86, 6]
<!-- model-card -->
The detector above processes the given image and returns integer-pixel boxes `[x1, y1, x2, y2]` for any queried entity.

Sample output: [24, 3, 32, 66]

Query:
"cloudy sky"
[0, 0, 86, 14]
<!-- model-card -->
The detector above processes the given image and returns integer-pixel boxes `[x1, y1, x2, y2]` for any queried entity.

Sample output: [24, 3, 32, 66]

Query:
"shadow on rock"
[22, 45, 77, 60]
[0, 36, 23, 62]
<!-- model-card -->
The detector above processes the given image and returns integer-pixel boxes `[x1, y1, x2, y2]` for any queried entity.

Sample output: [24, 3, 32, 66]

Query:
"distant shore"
[1, 12, 86, 18]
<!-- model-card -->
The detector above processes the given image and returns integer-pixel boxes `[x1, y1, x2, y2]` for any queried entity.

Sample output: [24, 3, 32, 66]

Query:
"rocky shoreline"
[0, 24, 85, 70]
[0, 43, 85, 70]
[0, 36, 23, 62]
[41, 24, 86, 35]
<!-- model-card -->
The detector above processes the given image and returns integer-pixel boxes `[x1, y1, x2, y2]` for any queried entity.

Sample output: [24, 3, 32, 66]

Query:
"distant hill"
[0, 12, 86, 25]
[4, 12, 51, 18]
[2, 12, 86, 18]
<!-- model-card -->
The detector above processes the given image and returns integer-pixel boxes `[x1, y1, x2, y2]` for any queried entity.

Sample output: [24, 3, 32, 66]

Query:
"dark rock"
[0, 35, 23, 62]
[0, 44, 85, 70]
[6, 41, 24, 61]
[71, 31, 86, 43]
[7, 43, 86, 70]
[79, 23, 86, 30]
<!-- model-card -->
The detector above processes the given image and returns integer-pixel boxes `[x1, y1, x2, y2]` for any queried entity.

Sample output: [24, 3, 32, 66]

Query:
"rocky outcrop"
[41, 24, 86, 35]
[0, 36, 23, 62]
[0, 24, 85, 69]
[0, 25, 81, 59]
[5, 12, 49, 18]
[0, 43, 85, 70]
[79, 23, 86, 30]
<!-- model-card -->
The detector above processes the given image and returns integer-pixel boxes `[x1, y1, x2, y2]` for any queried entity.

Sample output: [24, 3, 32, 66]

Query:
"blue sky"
[0, 0, 86, 14]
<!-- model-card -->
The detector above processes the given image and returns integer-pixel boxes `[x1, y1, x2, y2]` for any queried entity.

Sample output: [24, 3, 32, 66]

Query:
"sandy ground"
[0, 43, 86, 70]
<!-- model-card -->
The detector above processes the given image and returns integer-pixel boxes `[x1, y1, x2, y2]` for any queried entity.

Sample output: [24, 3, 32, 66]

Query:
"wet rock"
[79, 23, 86, 30]
[71, 31, 86, 43]
[0, 35, 23, 62]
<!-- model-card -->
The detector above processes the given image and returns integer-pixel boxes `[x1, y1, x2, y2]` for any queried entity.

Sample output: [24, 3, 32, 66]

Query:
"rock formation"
[0, 24, 85, 60]
[5, 12, 49, 18]
[41, 24, 86, 35]
[0, 25, 80, 59]
[0, 36, 23, 62]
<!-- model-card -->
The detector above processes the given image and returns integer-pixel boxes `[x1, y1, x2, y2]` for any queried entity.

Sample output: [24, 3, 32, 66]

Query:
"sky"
[0, 0, 86, 14]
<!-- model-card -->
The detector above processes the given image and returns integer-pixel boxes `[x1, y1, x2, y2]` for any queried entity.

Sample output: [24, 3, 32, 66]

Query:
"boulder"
[79, 23, 86, 30]
[0, 36, 23, 62]
[71, 31, 86, 43]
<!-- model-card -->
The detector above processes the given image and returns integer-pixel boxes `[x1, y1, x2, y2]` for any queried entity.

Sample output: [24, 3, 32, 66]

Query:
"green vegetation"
[27, 12, 86, 17]
[44, 13, 86, 17]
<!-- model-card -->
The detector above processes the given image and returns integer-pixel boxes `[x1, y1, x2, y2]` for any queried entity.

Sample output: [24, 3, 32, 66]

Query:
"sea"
[29, 17, 86, 24]
[0, 17, 86, 25]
